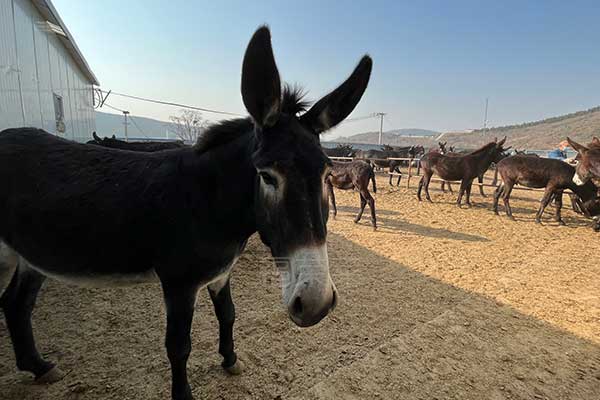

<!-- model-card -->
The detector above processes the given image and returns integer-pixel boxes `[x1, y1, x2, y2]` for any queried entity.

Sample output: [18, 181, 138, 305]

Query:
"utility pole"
[376, 112, 386, 145]
[482, 98, 489, 134]
[122, 111, 130, 142]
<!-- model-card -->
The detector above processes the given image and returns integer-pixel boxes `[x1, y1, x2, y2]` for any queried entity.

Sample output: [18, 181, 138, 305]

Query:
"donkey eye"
[259, 171, 278, 187]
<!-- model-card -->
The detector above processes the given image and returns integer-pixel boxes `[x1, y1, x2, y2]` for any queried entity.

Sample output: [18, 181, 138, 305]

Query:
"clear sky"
[54, 0, 600, 139]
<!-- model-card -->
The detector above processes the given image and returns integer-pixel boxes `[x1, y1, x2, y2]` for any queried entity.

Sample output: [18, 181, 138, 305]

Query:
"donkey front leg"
[208, 277, 242, 375]
[553, 190, 566, 225]
[326, 182, 337, 219]
[493, 184, 504, 215]
[1, 264, 64, 383]
[464, 179, 474, 207]
[535, 188, 555, 224]
[162, 283, 200, 400]
[354, 193, 367, 224]
[456, 180, 468, 206]
[477, 174, 486, 197]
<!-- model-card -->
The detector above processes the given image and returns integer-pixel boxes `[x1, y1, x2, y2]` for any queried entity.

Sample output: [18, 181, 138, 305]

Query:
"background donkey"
[0, 26, 372, 400]
[88, 132, 187, 152]
[418, 138, 507, 206]
[493, 154, 600, 226]
[326, 160, 377, 229]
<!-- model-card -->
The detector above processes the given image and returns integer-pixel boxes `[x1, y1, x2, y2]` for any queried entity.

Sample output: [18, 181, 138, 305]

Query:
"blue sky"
[54, 0, 600, 139]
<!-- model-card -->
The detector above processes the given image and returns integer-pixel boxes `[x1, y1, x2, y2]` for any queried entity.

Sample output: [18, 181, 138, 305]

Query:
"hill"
[442, 106, 600, 150]
[337, 128, 439, 146]
[95, 111, 176, 139]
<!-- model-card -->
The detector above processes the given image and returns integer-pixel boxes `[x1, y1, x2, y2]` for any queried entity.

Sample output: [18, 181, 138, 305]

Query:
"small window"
[53, 93, 65, 133]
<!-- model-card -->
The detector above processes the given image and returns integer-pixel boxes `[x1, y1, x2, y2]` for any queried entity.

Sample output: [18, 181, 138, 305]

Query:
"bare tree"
[169, 109, 207, 143]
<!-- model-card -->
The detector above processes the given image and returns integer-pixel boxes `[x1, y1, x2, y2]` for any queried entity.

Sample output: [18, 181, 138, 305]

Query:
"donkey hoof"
[224, 359, 244, 375]
[35, 366, 66, 384]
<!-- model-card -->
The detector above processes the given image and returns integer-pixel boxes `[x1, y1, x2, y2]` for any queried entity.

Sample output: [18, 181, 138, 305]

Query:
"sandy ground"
[1, 173, 599, 399]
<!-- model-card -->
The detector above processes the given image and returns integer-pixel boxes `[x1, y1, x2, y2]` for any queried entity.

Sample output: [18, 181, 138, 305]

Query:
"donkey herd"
[1, 26, 599, 400]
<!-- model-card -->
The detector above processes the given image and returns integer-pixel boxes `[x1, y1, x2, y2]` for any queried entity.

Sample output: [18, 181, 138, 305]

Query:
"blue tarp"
[547, 149, 567, 160]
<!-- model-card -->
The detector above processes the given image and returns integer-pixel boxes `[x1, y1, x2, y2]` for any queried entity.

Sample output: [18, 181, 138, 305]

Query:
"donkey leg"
[354, 193, 367, 223]
[417, 176, 424, 201]
[162, 283, 199, 400]
[441, 181, 446, 193]
[388, 167, 393, 186]
[553, 190, 565, 225]
[465, 180, 474, 207]
[326, 182, 337, 219]
[493, 184, 504, 215]
[396, 168, 402, 186]
[535, 188, 554, 224]
[456, 181, 467, 206]
[208, 278, 242, 375]
[478, 174, 486, 197]
[502, 181, 515, 220]
[423, 174, 433, 202]
[1, 264, 63, 382]
[360, 189, 377, 230]
[447, 182, 453, 193]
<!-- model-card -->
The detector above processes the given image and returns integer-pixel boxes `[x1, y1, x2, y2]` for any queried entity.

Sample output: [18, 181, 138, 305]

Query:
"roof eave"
[31, 0, 100, 86]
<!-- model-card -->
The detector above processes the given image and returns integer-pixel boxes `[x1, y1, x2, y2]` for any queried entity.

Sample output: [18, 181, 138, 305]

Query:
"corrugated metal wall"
[0, 0, 95, 141]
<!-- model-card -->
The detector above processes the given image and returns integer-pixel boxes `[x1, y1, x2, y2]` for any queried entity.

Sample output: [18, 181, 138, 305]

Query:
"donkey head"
[241, 26, 371, 327]
[568, 137, 600, 186]
[438, 141, 448, 154]
[490, 137, 508, 162]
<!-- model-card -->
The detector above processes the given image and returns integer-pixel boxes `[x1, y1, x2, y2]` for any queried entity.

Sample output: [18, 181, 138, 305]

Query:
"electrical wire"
[98, 89, 243, 117]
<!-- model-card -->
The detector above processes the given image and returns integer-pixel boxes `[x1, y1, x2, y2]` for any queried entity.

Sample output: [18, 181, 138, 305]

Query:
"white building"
[0, 0, 98, 141]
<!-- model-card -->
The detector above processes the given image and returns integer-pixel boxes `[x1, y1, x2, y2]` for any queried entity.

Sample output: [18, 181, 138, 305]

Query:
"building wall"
[0, 0, 95, 141]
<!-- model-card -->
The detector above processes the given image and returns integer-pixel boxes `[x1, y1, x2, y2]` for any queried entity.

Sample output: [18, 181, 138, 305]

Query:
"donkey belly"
[0, 240, 158, 289]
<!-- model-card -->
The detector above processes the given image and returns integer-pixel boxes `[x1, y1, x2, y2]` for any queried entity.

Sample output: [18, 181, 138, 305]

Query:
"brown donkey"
[326, 160, 377, 229]
[418, 138, 507, 206]
[493, 154, 600, 226]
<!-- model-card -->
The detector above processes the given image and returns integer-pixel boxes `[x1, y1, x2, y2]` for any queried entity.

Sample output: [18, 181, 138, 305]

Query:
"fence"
[328, 156, 569, 194]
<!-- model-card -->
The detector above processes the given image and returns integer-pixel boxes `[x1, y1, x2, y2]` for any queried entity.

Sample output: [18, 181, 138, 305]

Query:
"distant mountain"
[95, 111, 176, 140]
[442, 106, 600, 150]
[336, 128, 440, 145]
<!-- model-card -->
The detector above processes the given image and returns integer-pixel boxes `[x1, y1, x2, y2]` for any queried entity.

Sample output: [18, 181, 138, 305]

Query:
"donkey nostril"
[292, 296, 303, 316]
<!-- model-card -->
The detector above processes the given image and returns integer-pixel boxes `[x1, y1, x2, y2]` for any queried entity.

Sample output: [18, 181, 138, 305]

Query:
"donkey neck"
[470, 145, 496, 170]
[183, 130, 259, 241]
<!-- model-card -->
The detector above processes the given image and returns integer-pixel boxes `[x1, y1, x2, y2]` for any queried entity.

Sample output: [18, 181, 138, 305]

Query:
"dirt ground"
[1, 173, 599, 400]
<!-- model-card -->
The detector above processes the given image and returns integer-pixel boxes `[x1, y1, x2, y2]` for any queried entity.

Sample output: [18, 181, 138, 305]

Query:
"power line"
[102, 102, 150, 139]
[102, 102, 125, 113]
[128, 114, 150, 139]
[340, 114, 377, 124]
[98, 89, 243, 117]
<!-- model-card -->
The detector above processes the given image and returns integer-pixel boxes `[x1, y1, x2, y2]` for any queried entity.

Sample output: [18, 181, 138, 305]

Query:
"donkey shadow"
[375, 217, 489, 242]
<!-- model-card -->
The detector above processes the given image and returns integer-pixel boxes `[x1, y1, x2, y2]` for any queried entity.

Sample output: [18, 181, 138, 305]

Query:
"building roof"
[31, 0, 99, 85]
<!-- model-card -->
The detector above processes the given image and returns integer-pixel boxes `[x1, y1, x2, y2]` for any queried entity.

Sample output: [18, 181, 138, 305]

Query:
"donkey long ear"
[592, 137, 600, 147]
[92, 131, 100, 141]
[300, 56, 372, 134]
[497, 136, 507, 147]
[241, 26, 281, 128]
[567, 137, 588, 154]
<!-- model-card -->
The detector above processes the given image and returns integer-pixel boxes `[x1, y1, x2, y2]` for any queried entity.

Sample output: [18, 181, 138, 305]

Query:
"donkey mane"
[281, 84, 310, 115]
[194, 84, 311, 154]
[193, 118, 253, 154]
[467, 141, 497, 156]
